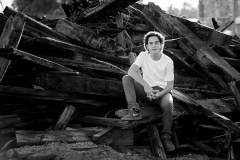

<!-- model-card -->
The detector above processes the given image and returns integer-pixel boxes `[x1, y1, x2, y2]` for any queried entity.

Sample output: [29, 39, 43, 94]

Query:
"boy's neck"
[150, 51, 162, 61]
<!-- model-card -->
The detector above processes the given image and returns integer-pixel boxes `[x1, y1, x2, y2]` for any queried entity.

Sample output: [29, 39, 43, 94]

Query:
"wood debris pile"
[0, 0, 240, 159]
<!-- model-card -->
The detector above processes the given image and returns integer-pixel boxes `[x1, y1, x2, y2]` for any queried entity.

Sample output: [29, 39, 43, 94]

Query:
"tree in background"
[167, 5, 180, 16]
[198, 0, 233, 28]
[12, 0, 71, 18]
[180, 2, 197, 18]
[167, 2, 197, 19]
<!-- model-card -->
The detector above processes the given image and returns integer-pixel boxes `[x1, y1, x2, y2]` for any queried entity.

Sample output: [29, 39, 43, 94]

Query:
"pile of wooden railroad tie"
[0, 0, 240, 159]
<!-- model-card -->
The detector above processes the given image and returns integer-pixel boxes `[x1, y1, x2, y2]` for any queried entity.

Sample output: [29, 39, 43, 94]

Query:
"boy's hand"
[151, 90, 162, 99]
[144, 84, 153, 95]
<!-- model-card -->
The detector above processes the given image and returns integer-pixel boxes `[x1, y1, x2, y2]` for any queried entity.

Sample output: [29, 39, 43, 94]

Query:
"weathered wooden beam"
[0, 85, 106, 106]
[129, 6, 170, 38]
[164, 49, 208, 79]
[216, 20, 234, 32]
[0, 115, 21, 129]
[53, 105, 75, 131]
[22, 37, 130, 69]
[168, 14, 232, 48]
[0, 12, 25, 83]
[35, 72, 124, 97]
[75, 115, 163, 129]
[185, 137, 217, 155]
[38, 56, 125, 77]
[196, 98, 238, 113]
[116, 13, 126, 50]
[3, 7, 74, 43]
[146, 3, 240, 109]
[146, 124, 166, 158]
[0, 48, 76, 73]
[54, 18, 125, 56]
[15, 130, 92, 145]
[172, 89, 240, 136]
[71, 0, 139, 23]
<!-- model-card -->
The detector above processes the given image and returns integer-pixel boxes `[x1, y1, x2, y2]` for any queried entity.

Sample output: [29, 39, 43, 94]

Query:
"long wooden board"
[0, 85, 106, 106]
[35, 72, 124, 96]
[23, 37, 130, 70]
[173, 89, 240, 136]
[71, 0, 139, 23]
[3, 7, 73, 43]
[54, 18, 125, 56]
[0, 48, 76, 73]
[0, 13, 25, 83]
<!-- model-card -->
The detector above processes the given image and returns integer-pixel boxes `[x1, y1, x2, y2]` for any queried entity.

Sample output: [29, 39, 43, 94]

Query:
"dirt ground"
[0, 142, 209, 160]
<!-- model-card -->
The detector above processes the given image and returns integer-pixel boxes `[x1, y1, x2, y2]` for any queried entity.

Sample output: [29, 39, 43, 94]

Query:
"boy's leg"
[152, 86, 175, 151]
[121, 75, 151, 120]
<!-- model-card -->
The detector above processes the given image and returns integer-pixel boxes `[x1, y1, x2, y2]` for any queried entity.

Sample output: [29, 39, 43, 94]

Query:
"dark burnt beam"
[0, 12, 25, 83]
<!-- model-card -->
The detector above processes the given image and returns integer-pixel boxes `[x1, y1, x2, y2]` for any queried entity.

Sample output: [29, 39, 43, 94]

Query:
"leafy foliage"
[167, 2, 197, 19]
[12, 0, 71, 16]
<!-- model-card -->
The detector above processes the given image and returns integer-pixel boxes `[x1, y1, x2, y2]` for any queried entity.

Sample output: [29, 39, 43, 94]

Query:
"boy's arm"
[152, 80, 174, 99]
[128, 64, 152, 94]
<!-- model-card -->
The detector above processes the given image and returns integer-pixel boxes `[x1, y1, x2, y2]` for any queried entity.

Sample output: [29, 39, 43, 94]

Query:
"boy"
[121, 31, 175, 151]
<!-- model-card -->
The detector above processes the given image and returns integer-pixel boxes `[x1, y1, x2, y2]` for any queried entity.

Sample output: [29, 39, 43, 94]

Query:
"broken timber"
[15, 130, 92, 145]
[0, 12, 25, 83]
[169, 14, 232, 48]
[145, 3, 240, 109]
[70, 0, 139, 23]
[3, 7, 74, 43]
[0, 85, 106, 106]
[0, 47, 76, 73]
[146, 124, 166, 159]
[172, 89, 240, 136]
[22, 37, 130, 70]
[54, 18, 125, 56]
[53, 105, 75, 131]
[35, 72, 124, 97]
[75, 115, 163, 129]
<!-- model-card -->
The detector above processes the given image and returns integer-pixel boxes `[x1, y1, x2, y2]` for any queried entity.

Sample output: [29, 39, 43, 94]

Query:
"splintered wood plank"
[0, 48, 76, 73]
[147, 3, 240, 109]
[116, 13, 126, 50]
[72, 0, 139, 23]
[3, 7, 73, 43]
[0, 85, 106, 106]
[75, 115, 163, 128]
[0, 12, 25, 83]
[172, 89, 240, 136]
[169, 15, 232, 48]
[130, 6, 170, 37]
[16, 130, 92, 145]
[216, 20, 234, 32]
[38, 56, 125, 76]
[53, 105, 75, 131]
[164, 49, 208, 80]
[0, 115, 21, 129]
[23, 37, 130, 69]
[146, 124, 166, 159]
[54, 18, 125, 56]
[35, 72, 124, 96]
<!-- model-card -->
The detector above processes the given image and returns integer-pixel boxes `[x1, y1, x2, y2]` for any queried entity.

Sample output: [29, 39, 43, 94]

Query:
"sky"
[142, 0, 199, 11]
[0, 0, 199, 12]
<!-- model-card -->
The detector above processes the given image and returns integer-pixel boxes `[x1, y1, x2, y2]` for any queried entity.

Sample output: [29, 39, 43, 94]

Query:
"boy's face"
[146, 36, 162, 54]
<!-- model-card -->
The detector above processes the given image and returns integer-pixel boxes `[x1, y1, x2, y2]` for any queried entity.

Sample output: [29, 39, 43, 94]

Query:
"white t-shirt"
[133, 51, 174, 88]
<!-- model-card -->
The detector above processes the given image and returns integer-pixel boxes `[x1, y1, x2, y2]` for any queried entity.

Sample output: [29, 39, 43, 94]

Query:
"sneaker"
[121, 108, 142, 121]
[162, 139, 175, 152]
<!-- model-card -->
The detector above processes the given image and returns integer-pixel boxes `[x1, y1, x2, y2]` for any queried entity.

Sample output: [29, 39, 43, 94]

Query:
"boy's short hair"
[143, 31, 165, 51]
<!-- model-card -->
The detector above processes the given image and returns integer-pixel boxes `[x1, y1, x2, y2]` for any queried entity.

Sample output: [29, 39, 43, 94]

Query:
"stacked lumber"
[0, 0, 240, 159]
